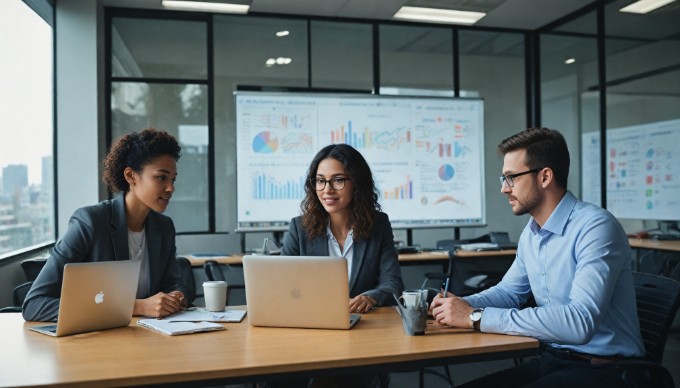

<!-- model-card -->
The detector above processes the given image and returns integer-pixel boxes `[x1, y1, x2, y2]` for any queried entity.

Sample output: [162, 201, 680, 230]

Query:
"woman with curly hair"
[23, 128, 189, 322]
[281, 144, 404, 314]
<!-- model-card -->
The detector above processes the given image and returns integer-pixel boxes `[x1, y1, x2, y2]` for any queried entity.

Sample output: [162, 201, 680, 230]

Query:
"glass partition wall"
[107, 5, 680, 244]
[107, 10, 530, 244]
[540, 2, 680, 237]
[603, 1, 680, 236]
[110, 15, 210, 233]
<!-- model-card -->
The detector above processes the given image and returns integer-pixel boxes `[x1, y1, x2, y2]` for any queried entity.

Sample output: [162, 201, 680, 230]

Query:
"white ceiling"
[101, 0, 598, 31]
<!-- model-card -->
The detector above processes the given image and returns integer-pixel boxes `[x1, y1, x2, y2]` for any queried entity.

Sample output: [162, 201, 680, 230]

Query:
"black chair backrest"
[13, 281, 33, 307]
[633, 271, 680, 362]
[175, 257, 196, 304]
[203, 260, 227, 282]
[21, 259, 47, 281]
[0, 281, 33, 313]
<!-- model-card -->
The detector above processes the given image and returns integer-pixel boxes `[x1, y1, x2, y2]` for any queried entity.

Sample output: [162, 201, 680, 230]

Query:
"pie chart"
[252, 132, 279, 153]
[438, 164, 455, 181]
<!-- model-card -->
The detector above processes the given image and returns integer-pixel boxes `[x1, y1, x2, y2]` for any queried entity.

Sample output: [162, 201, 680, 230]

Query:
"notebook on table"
[243, 255, 361, 330]
[29, 260, 141, 337]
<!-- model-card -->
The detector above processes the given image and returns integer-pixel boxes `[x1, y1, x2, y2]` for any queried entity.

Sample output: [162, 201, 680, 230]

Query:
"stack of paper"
[458, 242, 500, 251]
[137, 308, 247, 335]
[138, 319, 225, 336]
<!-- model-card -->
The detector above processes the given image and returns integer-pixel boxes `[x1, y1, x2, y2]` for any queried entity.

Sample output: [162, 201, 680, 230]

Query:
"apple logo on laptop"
[290, 289, 301, 299]
[94, 291, 105, 304]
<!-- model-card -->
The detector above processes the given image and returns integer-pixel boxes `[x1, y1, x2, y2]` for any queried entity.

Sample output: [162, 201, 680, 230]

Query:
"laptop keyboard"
[39, 324, 58, 333]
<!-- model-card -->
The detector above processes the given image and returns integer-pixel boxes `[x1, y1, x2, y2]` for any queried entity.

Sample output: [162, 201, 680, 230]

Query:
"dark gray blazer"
[22, 195, 187, 322]
[281, 212, 404, 307]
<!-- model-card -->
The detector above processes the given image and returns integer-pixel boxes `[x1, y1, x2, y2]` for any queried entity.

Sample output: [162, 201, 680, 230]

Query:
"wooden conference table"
[2, 308, 538, 387]
[628, 238, 680, 252]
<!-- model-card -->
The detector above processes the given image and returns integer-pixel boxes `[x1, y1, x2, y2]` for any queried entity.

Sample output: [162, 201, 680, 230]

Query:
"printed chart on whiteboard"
[236, 92, 485, 231]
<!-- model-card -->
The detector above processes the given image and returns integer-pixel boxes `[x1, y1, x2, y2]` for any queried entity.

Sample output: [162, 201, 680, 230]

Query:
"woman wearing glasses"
[281, 143, 404, 314]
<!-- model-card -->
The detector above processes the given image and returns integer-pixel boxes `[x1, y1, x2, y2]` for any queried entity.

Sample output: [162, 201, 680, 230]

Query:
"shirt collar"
[530, 190, 576, 236]
[326, 224, 353, 240]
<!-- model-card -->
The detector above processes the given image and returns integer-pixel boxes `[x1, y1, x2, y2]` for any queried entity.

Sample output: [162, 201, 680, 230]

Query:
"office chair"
[203, 260, 245, 306]
[604, 272, 679, 387]
[21, 258, 47, 281]
[0, 281, 33, 313]
[421, 237, 514, 297]
[175, 256, 196, 304]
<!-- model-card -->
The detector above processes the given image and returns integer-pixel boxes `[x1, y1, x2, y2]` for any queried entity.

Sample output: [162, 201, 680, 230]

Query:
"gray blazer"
[22, 195, 187, 322]
[281, 212, 404, 307]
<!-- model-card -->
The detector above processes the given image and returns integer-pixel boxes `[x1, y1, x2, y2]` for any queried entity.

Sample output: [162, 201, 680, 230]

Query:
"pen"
[443, 277, 450, 297]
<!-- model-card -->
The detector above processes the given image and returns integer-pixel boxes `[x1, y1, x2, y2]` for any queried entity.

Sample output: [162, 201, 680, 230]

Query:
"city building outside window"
[0, 0, 55, 258]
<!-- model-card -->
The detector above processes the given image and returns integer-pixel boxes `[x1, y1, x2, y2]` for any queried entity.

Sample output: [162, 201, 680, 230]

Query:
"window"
[110, 16, 210, 233]
[0, 0, 55, 258]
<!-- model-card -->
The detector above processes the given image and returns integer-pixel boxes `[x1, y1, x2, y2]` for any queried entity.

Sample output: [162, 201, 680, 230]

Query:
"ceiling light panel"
[162, 1, 250, 14]
[393, 6, 486, 25]
[619, 0, 676, 14]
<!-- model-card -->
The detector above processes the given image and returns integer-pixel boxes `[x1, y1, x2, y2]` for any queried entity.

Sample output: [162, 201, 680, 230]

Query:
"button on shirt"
[465, 191, 644, 357]
[327, 226, 354, 281]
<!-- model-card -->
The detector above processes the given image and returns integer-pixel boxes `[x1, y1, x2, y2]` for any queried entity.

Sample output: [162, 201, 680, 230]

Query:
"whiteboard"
[581, 118, 680, 220]
[235, 92, 485, 231]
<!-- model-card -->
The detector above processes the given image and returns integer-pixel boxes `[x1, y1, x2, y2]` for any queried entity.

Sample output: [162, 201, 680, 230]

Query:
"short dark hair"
[497, 127, 570, 189]
[103, 127, 181, 193]
[301, 144, 380, 240]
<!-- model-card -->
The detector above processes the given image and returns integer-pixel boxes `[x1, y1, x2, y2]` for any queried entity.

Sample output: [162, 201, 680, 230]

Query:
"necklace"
[128, 229, 145, 260]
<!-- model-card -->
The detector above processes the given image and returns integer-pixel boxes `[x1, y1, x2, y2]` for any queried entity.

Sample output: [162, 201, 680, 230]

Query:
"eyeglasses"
[313, 177, 351, 191]
[499, 168, 542, 188]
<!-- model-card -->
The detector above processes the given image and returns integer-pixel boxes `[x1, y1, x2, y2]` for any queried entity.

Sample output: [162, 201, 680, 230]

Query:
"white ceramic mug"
[399, 289, 428, 309]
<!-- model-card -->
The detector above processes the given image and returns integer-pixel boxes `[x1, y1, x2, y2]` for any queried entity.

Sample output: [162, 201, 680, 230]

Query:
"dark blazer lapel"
[349, 238, 367, 291]
[111, 195, 129, 261]
[309, 235, 330, 256]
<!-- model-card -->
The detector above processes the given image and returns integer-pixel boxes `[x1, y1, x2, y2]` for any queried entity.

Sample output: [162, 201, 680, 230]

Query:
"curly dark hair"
[103, 128, 181, 193]
[301, 144, 381, 241]
[497, 127, 570, 190]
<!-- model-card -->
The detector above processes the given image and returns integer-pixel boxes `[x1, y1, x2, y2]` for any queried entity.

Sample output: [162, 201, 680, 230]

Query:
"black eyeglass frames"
[313, 177, 351, 191]
[499, 168, 542, 188]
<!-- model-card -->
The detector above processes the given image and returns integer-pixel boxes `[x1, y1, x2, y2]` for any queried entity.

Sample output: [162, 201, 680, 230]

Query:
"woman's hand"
[134, 291, 185, 318]
[349, 295, 377, 313]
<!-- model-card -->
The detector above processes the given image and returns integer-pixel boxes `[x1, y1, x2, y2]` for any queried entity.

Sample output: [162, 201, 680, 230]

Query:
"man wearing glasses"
[430, 127, 644, 387]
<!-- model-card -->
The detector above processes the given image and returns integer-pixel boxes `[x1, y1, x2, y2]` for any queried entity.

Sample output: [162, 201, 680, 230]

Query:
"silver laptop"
[29, 260, 141, 337]
[243, 255, 361, 329]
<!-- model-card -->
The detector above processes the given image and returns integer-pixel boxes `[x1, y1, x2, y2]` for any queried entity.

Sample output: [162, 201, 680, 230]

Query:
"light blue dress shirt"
[465, 191, 644, 357]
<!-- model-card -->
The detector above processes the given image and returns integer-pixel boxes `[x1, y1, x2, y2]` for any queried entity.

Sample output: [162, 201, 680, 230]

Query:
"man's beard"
[511, 183, 542, 216]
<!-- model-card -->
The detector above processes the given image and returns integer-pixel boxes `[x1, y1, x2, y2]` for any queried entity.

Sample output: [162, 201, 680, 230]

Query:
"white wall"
[56, 0, 103, 237]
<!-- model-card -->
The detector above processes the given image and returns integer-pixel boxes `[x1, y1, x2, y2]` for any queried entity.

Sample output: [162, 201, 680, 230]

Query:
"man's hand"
[349, 295, 377, 313]
[134, 291, 184, 318]
[429, 294, 475, 328]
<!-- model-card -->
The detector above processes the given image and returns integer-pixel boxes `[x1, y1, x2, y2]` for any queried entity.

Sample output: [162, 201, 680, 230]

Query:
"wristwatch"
[470, 308, 484, 330]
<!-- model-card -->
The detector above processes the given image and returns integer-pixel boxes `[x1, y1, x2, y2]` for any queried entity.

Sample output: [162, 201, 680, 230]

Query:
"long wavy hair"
[300, 144, 381, 241]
